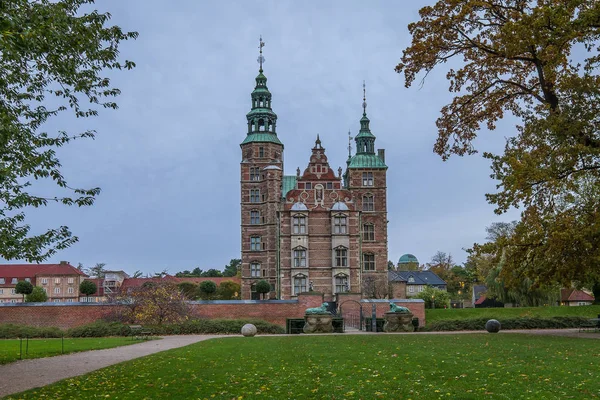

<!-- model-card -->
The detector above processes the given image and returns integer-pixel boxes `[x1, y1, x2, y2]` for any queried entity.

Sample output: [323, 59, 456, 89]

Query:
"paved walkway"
[0, 329, 597, 398]
[0, 335, 220, 398]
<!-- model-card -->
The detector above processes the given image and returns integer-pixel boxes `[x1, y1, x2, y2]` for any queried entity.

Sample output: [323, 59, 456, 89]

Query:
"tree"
[223, 259, 241, 277]
[132, 270, 143, 278]
[120, 281, 188, 325]
[198, 280, 217, 300]
[362, 275, 389, 299]
[15, 280, 33, 301]
[25, 286, 48, 303]
[87, 263, 107, 278]
[218, 280, 241, 300]
[79, 280, 97, 296]
[178, 281, 199, 300]
[415, 286, 451, 309]
[255, 280, 271, 300]
[387, 260, 395, 271]
[201, 269, 223, 278]
[397, 1, 600, 288]
[0, 0, 137, 262]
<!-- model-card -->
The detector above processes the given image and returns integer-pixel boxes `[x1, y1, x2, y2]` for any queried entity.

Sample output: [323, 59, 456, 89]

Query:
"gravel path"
[0, 335, 221, 398]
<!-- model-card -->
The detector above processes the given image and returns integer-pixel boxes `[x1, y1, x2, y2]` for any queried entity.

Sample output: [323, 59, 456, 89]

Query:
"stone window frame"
[332, 213, 348, 234]
[250, 189, 260, 203]
[334, 273, 349, 294]
[250, 262, 261, 278]
[258, 147, 265, 158]
[334, 246, 348, 267]
[292, 214, 307, 234]
[250, 167, 261, 181]
[362, 194, 374, 212]
[363, 253, 375, 271]
[293, 273, 307, 295]
[250, 236, 262, 251]
[362, 223, 375, 241]
[250, 210, 261, 225]
[362, 172, 374, 187]
[293, 246, 307, 268]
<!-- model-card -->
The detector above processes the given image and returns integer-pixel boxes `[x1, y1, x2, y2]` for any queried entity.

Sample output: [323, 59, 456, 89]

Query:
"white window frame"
[335, 247, 348, 267]
[54, 287, 60, 294]
[293, 275, 307, 295]
[333, 215, 347, 234]
[335, 275, 348, 293]
[68, 287, 74, 294]
[363, 194, 374, 211]
[0, 278, 4, 284]
[41, 278, 48, 285]
[25, 278, 31, 282]
[362, 172, 373, 186]
[409, 286, 414, 293]
[11, 278, 18, 284]
[293, 215, 307, 234]
[54, 278, 61, 284]
[293, 247, 307, 268]
[68, 277, 74, 284]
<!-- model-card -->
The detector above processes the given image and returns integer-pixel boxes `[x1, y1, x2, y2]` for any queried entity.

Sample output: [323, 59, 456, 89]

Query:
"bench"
[129, 325, 152, 340]
[578, 318, 600, 333]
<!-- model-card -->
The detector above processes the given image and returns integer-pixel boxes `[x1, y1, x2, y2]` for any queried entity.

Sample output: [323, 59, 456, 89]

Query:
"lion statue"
[305, 302, 331, 314]
[389, 302, 410, 314]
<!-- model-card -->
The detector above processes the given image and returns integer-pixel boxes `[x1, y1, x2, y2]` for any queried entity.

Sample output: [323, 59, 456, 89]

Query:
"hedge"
[423, 316, 590, 331]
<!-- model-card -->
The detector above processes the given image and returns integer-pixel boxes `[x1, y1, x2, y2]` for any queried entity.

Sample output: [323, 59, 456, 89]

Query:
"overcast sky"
[8, 0, 521, 274]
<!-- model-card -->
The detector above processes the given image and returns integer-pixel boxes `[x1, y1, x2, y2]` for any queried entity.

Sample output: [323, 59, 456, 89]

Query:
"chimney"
[59, 261, 69, 265]
[378, 149, 385, 163]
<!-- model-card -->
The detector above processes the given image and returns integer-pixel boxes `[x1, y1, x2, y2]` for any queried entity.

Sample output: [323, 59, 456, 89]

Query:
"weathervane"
[258, 35, 265, 71]
[348, 130, 352, 157]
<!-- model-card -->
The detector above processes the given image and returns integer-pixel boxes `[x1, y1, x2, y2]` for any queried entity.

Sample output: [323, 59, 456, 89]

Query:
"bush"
[424, 316, 590, 331]
[149, 318, 285, 335]
[25, 286, 48, 302]
[79, 280, 98, 296]
[67, 321, 132, 337]
[198, 281, 217, 300]
[0, 324, 63, 339]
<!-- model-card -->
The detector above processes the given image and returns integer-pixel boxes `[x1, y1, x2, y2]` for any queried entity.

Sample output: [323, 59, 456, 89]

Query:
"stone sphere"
[241, 324, 257, 337]
[485, 319, 501, 333]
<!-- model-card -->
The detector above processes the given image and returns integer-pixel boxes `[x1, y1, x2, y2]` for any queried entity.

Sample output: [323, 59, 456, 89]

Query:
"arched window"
[293, 215, 307, 234]
[362, 194, 374, 211]
[335, 246, 348, 267]
[293, 247, 307, 268]
[363, 253, 375, 271]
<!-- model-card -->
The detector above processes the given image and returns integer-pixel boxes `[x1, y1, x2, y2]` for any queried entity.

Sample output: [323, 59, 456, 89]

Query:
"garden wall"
[0, 293, 426, 329]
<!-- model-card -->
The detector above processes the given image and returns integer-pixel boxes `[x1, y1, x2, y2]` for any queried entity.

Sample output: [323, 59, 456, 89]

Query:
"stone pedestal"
[303, 314, 334, 333]
[383, 312, 414, 332]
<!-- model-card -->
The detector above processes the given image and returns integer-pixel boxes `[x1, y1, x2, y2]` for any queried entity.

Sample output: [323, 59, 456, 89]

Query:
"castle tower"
[240, 37, 283, 299]
[345, 82, 389, 296]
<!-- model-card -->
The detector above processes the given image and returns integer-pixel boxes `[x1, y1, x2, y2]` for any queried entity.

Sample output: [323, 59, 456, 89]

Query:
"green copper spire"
[241, 36, 282, 146]
[347, 81, 387, 169]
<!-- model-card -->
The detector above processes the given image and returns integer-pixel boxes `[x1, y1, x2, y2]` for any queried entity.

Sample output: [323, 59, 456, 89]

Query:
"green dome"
[398, 254, 419, 264]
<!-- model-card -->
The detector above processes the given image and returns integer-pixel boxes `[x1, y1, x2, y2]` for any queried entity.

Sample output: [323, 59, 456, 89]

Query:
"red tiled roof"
[561, 288, 595, 302]
[475, 295, 487, 305]
[0, 264, 87, 282]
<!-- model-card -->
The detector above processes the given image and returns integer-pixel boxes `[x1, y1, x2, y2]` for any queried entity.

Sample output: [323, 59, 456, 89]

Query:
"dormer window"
[408, 276, 415, 283]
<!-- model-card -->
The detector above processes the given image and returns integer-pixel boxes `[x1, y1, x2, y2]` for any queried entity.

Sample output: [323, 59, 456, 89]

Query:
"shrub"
[25, 286, 48, 302]
[424, 316, 590, 331]
[178, 281, 199, 300]
[0, 324, 63, 339]
[415, 286, 451, 309]
[218, 280, 241, 300]
[67, 321, 132, 337]
[199, 281, 217, 300]
[149, 318, 284, 335]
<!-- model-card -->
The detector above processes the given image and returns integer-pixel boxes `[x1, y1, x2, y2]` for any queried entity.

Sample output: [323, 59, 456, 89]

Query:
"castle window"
[333, 215, 347, 234]
[326, 182, 333, 189]
[335, 275, 348, 293]
[362, 172, 373, 186]
[250, 167, 260, 181]
[250, 236, 261, 251]
[294, 275, 307, 295]
[293, 215, 306, 234]
[259, 147, 264, 158]
[250, 189, 260, 203]
[293, 247, 307, 268]
[250, 262, 261, 277]
[305, 182, 312, 190]
[335, 247, 348, 267]
[362, 224, 375, 241]
[250, 210, 261, 225]
[363, 195, 374, 211]
[363, 253, 375, 271]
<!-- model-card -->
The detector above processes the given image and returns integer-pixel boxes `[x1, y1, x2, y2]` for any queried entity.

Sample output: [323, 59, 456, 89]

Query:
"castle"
[240, 39, 388, 301]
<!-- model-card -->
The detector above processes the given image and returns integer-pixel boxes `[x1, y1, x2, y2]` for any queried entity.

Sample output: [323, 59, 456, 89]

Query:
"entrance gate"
[338, 300, 364, 331]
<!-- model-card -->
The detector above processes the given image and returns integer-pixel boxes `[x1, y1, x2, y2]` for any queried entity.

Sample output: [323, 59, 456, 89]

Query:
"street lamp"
[431, 295, 435, 309]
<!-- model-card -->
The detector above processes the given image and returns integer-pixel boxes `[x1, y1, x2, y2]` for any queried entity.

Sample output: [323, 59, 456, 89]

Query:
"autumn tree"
[362, 275, 389, 299]
[121, 281, 188, 325]
[0, 0, 137, 262]
[397, 1, 600, 287]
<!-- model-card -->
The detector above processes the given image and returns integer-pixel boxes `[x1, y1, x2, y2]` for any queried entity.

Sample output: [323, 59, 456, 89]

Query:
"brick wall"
[0, 293, 325, 329]
[0, 294, 426, 329]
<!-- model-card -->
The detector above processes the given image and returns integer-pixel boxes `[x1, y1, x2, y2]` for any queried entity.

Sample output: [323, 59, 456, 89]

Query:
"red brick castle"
[240, 39, 388, 301]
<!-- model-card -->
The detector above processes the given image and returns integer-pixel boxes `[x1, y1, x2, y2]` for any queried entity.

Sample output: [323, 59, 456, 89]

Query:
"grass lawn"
[0, 337, 148, 365]
[8, 334, 600, 399]
[427, 305, 600, 322]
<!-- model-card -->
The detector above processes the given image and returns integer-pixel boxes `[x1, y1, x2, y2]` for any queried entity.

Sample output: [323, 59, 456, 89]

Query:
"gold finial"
[258, 36, 265, 71]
